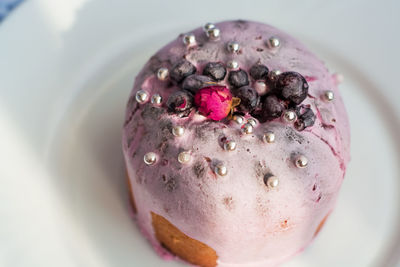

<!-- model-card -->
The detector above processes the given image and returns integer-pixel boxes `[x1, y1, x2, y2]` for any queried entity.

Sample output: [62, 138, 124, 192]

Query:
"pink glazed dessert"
[122, 20, 350, 267]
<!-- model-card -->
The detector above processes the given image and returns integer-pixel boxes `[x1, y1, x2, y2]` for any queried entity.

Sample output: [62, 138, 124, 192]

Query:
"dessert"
[122, 20, 350, 267]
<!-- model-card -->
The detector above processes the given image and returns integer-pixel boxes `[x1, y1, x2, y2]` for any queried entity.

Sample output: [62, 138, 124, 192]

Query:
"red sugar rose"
[194, 86, 233, 121]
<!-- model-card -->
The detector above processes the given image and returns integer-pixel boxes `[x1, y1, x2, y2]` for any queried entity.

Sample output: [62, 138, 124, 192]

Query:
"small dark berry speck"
[234, 86, 259, 113]
[164, 176, 178, 192]
[193, 161, 206, 179]
[204, 157, 211, 163]
[312, 184, 317, 191]
[228, 69, 249, 88]
[166, 90, 193, 113]
[220, 136, 227, 143]
[285, 127, 305, 144]
[182, 74, 213, 94]
[275, 71, 309, 104]
[249, 64, 269, 80]
[203, 62, 227, 81]
[223, 196, 234, 210]
[170, 60, 197, 83]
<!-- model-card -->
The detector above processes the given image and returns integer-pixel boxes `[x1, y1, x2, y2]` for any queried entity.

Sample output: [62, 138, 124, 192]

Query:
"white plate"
[1, 1, 400, 267]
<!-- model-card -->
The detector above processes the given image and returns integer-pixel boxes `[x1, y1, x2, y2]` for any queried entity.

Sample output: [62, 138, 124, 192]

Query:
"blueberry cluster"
[166, 60, 228, 116]
[226, 63, 315, 130]
[166, 60, 197, 116]
[165, 59, 316, 131]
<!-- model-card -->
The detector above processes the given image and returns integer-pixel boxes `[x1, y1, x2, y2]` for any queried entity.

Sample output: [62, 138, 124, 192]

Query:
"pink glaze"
[122, 20, 350, 266]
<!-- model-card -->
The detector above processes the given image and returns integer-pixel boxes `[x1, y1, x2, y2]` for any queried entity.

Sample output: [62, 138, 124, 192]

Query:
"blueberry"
[234, 86, 259, 113]
[166, 90, 193, 113]
[260, 95, 284, 121]
[182, 74, 213, 94]
[249, 100, 263, 119]
[249, 64, 269, 80]
[228, 69, 249, 88]
[203, 62, 227, 81]
[275, 72, 309, 104]
[170, 60, 197, 83]
[295, 107, 316, 130]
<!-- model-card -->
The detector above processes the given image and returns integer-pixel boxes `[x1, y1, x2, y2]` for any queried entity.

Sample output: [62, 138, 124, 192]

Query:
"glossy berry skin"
[295, 107, 316, 130]
[166, 90, 194, 113]
[202, 62, 227, 81]
[170, 60, 197, 83]
[228, 69, 249, 88]
[259, 95, 284, 121]
[234, 86, 259, 113]
[182, 74, 213, 94]
[249, 64, 269, 80]
[275, 71, 309, 104]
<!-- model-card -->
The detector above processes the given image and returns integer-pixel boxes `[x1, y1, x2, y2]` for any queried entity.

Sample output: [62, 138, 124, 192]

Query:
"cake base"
[126, 172, 137, 213]
[313, 213, 330, 237]
[151, 212, 218, 267]
[127, 174, 218, 267]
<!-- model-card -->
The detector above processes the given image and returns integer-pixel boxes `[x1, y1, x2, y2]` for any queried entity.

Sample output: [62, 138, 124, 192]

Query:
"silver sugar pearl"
[157, 67, 169, 81]
[232, 114, 244, 125]
[268, 36, 281, 48]
[254, 80, 268, 95]
[227, 41, 240, 53]
[263, 131, 275, 143]
[135, 90, 149, 104]
[183, 33, 196, 46]
[295, 155, 308, 168]
[282, 110, 297, 123]
[144, 152, 157, 165]
[172, 125, 185, 137]
[271, 69, 282, 75]
[268, 69, 281, 82]
[227, 60, 239, 69]
[294, 120, 306, 131]
[203, 22, 215, 32]
[247, 118, 257, 127]
[206, 28, 220, 40]
[178, 151, 191, 164]
[224, 140, 237, 151]
[323, 90, 335, 102]
[267, 176, 279, 188]
[151, 94, 162, 105]
[272, 70, 282, 76]
[243, 123, 254, 134]
[215, 163, 228, 176]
